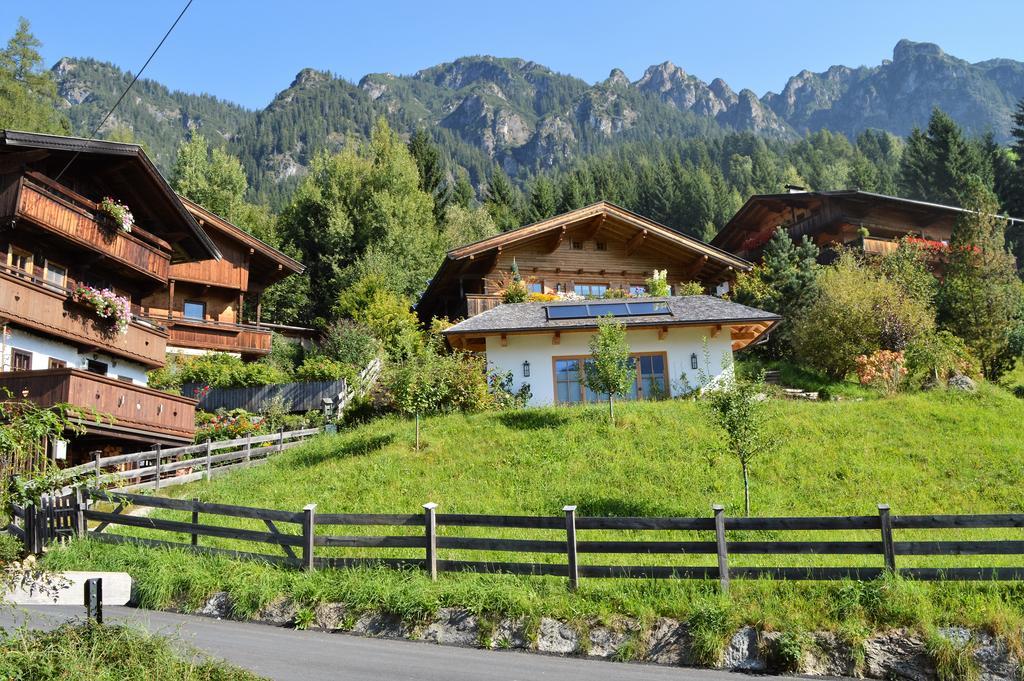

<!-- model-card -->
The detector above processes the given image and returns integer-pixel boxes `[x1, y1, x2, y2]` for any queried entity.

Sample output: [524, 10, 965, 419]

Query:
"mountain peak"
[893, 39, 945, 62]
[289, 68, 331, 89]
[604, 68, 630, 88]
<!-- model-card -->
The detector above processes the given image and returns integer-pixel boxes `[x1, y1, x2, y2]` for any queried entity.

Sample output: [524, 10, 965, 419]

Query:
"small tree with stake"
[698, 367, 768, 517]
[583, 316, 634, 425]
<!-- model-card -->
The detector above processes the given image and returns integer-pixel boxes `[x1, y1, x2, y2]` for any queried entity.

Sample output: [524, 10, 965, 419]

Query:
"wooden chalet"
[710, 189, 1024, 262]
[416, 201, 752, 323]
[0, 130, 219, 459]
[140, 197, 305, 360]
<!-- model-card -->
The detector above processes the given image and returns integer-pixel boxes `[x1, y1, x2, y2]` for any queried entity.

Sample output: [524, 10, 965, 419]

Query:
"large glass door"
[554, 353, 668, 404]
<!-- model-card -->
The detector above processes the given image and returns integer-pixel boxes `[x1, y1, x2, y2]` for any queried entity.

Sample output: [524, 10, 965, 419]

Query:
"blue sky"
[6, 1, 1024, 110]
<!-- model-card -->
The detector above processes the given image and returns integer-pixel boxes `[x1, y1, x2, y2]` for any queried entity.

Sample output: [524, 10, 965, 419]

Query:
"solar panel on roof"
[544, 301, 672, 320]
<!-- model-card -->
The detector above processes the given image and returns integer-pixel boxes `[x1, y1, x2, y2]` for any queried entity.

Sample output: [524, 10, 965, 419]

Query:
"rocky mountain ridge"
[50, 40, 1024, 199]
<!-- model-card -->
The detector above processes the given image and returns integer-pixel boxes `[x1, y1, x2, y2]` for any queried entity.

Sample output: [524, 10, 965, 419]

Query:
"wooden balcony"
[165, 317, 273, 357]
[465, 293, 502, 317]
[0, 267, 168, 367]
[0, 368, 196, 444]
[6, 172, 172, 284]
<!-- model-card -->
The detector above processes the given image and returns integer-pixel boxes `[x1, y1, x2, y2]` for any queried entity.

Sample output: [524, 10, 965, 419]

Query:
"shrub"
[194, 409, 262, 442]
[234, 362, 291, 387]
[645, 269, 670, 297]
[855, 350, 908, 395]
[905, 331, 979, 384]
[501, 280, 528, 304]
[488, 369, 532, 409]
[386, 349, 493, 416]
[264, 333, 305, 374]
[527, 292, 559, 302]
[321, 320, 381, 369]
[674, 281, 704, 296]
[337, 276, 422, 361]
[791, 253, 934, 379]
[294, 356, 353, 382]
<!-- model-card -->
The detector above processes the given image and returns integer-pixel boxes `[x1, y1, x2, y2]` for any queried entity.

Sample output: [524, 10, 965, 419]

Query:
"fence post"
[22, 501, 35, 554]
[423, 502, 438, 581]
[191, 498, 200, 547]
[74, 487, 86, 538]
[93, 451, 102, 486]
[564, 505, 578, 591]
[713, 504, 730, 593]
[302, 503, 316, 571]
[205, 438, 212, 480]
[244, 434, 252, 467]
[878, 504, 896, 572]
[153, 444, 162, 491]
[278, 428, 285, 455]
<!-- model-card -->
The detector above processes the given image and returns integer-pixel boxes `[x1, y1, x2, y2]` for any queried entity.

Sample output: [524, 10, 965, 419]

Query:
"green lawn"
[45, 381, 1024, 647]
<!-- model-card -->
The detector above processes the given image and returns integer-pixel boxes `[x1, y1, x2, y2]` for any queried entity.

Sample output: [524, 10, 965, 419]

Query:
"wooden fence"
[56, 427, 323, 494]
[18, 492, 1024, 590]
[181, 357, 383, 414]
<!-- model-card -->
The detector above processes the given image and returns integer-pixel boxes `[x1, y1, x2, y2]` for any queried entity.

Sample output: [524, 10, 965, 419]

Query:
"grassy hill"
[46, 381, 1024, 645]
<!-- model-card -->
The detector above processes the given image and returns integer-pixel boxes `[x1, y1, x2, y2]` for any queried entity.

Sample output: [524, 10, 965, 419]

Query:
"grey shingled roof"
[444, 296, 781, 335]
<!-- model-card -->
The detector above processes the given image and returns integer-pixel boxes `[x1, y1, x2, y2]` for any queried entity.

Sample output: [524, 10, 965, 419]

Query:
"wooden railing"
[54, 426, 323, 493]
[0, 266, 168, 367]
[465, 293, 502, 317]
[14, 490, 1024, 588]
[166, 318, 273, 356]
[0, 368, 196, 442]
[12, 173, 171, 283]
[858, 236, 902, 256]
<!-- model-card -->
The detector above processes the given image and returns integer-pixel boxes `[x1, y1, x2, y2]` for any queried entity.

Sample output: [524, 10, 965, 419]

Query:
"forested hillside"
[45, 39, 1024, 208]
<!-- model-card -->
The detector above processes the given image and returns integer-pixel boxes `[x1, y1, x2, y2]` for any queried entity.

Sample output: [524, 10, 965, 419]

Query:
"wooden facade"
[0, 130, 219, 453]
[141, 197, 304, 359]
[709, 190, 1009, 263]
[0, 368, 195, 446]
[417, 202, 751, 322]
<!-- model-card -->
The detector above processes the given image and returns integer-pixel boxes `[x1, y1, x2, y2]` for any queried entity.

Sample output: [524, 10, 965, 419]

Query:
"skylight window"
[545, 301, 671, 320]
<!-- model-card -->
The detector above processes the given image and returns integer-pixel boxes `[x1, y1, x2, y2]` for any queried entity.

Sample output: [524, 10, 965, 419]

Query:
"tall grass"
[0, 621, 263, 680]
[43, 381, 1024, 642]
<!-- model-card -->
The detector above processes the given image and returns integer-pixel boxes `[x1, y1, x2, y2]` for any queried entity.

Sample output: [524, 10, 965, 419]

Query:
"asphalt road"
[2, 605, 846, 680]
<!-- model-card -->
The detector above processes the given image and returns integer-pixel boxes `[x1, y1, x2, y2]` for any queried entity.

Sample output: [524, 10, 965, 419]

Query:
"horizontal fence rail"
[13, 491, 1024, 591]
[52, 427, 323, 494]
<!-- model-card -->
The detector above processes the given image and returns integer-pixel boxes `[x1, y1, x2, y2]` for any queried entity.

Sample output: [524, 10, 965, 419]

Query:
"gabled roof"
[0, 129, 220, 262]
[417, 201, 752, 321]
[711, 189, 1024, 252]
[448, 201, 750, 266]
[179, 196, 305, 282]
[444, 295, 780, 351]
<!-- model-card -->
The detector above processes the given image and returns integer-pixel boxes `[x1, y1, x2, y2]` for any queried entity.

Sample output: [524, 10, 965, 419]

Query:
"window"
[7, 246, 32, 276]
[595, 241, 607, 251]
[117, 375, 134, 383]
[527, 282, 544, 294]
[574, 283, 608, 298]
[630, 284, 648, 296]
[183, 300, 206, 320]
[86, 359, 108, 375]
[553, 353, 669, 404]
[48, 358, 66, 369]
[10, 349, 31, 371]
[570, 240, 584, 250]
[43, 260, 67, 289]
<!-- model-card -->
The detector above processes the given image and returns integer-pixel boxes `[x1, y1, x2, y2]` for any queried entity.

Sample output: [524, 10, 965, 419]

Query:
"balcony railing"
[8, 172, 172, 284]
[0, 266, 168, 367]
[0, 368, 195, 443]
[465, 293, 502, 317]
[165, 317, 273, 356]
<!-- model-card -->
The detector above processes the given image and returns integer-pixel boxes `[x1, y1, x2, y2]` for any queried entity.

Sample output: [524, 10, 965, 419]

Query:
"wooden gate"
[9, 492, 79, 553]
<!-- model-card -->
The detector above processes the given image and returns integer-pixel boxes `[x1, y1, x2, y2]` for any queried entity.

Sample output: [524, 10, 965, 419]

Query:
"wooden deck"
[166, 318, 273, 356]
[0, 267, 168, 367]
[8, 172, 171, 284]
[0, 368, 196, 443]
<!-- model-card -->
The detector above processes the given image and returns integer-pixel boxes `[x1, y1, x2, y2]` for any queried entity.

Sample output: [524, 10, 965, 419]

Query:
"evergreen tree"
[408, 128, 450, 222]
[171, 133, 248, 221]
[526, 176, 558, 223]
[0, 18, 68, 134]
[732, 227, 819, 358]
[938, 177, 1023, 379]
[898, 109, 988, 205]
[483, 166, 523, 231]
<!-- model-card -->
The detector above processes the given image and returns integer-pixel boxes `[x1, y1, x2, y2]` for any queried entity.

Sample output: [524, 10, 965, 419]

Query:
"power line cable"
[54, 0, 194, 182]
